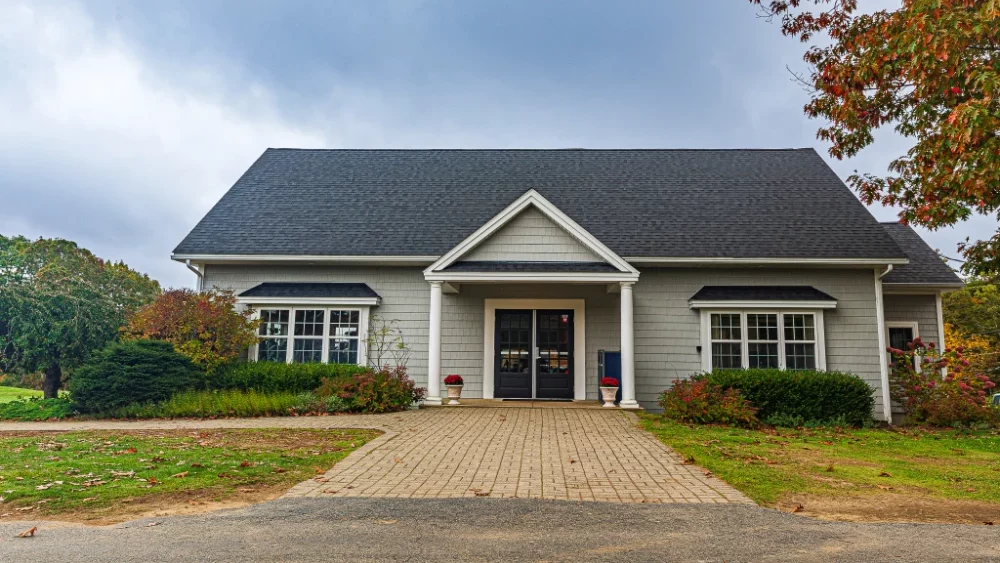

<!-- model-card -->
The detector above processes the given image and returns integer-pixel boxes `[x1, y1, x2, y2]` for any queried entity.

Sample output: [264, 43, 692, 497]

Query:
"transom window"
[704, 311, 824, 371]
[256, 307, 365, 365]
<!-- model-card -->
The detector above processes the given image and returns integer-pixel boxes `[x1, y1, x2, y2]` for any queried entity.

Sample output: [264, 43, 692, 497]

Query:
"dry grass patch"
[0, 428, 379, 524]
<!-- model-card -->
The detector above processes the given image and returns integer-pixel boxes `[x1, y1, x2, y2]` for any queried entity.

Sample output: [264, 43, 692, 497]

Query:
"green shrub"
[316, 366, 425, 413]
[69, 340, 203, 413]
[0, 397, 75, 421]
[658, 379, 759, 428]
[703, 369, 875, 427]
[112, 389, 303, 418]
[213, 362, 366, 393]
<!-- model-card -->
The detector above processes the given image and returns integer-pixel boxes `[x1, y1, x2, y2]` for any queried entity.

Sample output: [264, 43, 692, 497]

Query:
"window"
[783, 313, 816, 370]
[328, 310, 361, 364]
[704, 310, 825, 371]
[257, 309, 289, 362]
[886, 322, 919, 370]
[747, 313, 779, 368]
[254, 307, 367, 365]
[710, 313, 742, 369]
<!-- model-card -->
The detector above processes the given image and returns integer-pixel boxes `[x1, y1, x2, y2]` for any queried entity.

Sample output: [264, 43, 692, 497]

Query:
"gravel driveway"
[1, 498, 998, 562]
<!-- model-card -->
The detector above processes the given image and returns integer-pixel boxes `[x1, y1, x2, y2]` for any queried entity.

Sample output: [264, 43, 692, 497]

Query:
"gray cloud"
[1, 0, 991, 287]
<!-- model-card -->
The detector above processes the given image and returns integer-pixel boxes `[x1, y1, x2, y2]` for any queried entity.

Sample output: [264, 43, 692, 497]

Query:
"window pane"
[292, 338, 323, 363]
[748, 343, 779, 368]
[257, 338, 287, 362]
[330, 309, 360, 338]
[888, 327, 914, 351]
[784, 314, 815, 341]
[747, 314, 778, 341]
[710, 313, 741, 341]
[259, 309, 289, 336]
[785, 343, 816, 370]
[329, 338, 359, 365]
[294, 310, 325, 336]
[712, 342, 742, 369]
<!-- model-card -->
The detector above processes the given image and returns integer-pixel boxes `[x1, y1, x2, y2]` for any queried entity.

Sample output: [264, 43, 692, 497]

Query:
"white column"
[425, 281, 443, 405]
[619, 281, 640, 409]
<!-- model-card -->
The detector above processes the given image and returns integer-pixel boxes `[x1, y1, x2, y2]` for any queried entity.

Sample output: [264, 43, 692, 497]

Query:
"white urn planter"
[600, 386, 619, 408]
[446, 385, 463, 405]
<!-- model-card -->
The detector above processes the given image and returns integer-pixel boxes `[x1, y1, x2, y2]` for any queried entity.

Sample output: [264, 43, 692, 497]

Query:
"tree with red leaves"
[753, 0, 999, 277]
[125, 289, 259, 374]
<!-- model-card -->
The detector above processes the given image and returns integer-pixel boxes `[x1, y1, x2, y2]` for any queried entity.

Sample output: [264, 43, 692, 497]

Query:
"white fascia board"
[425, 271, 640, 283]
[689, 300, 837, 310]
[236, 296, 381, 306]
[424, 189, 638, 275]
[172, 254, 437, 265]
[625, 257, 910, 266]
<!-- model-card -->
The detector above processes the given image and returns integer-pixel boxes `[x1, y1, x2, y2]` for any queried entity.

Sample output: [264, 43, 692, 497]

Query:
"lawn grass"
[0, 428, 378, 523]
[641, 415, 1000, 522]
[0, 386, 42, 404]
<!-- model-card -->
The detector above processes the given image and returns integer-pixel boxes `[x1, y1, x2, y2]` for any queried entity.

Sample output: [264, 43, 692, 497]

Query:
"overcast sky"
[1, 0, 990, 288]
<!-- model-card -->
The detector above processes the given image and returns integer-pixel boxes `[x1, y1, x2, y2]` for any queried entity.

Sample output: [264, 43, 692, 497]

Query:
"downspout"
[874, 265, 894, 424]
[185, 260, 204, 292]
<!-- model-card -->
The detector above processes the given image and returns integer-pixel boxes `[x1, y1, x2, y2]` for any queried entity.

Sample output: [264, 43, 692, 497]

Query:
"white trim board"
[483, 298, 586, 401]
[172, 254, 437, 265]
[426, 272, 639, 283]
[425, 189, 639, 276]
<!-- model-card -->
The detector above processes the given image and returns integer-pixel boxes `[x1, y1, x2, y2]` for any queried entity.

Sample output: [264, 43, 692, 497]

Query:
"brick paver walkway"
[0, 408, 749, 504]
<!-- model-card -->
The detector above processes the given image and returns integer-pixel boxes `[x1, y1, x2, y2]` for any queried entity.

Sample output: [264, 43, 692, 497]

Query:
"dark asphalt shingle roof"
[880, 223, 964, 286]
[174, 148, 905, 260]
[690, 286, 837, 302]
[238, 282, 380, 299]
[445, 261, 621, 273]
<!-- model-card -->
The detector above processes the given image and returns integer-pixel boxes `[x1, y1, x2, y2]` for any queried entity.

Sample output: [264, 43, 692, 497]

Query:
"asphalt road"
[1, 498, 998, 562]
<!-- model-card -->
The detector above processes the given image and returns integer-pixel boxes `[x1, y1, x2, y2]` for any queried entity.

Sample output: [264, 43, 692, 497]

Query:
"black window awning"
[238, 282, 380, 304]
[689, 286, 837, 309]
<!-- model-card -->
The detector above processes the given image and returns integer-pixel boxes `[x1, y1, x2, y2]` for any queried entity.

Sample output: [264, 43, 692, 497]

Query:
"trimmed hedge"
[702, 369, 875, 427]
[212, 361, 367, 393]
[69, 340, 203, 413]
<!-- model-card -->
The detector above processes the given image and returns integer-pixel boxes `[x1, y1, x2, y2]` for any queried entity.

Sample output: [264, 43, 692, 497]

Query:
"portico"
[420, 189, 641, 408]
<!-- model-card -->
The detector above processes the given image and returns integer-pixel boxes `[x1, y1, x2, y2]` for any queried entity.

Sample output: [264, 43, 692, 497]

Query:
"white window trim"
[885, 321, 920, 373]
[249, 305, 370, 366]
[700, 309, 826, 372]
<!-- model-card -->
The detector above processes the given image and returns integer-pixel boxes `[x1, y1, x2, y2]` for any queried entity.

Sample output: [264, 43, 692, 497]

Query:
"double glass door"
[494, 309, 574, 399]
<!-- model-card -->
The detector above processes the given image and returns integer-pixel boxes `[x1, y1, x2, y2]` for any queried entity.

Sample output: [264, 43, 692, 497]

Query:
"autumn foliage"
[124, 289, 259, 374]
[754, 0, 1000, 277]
[888, 336, 998, 427]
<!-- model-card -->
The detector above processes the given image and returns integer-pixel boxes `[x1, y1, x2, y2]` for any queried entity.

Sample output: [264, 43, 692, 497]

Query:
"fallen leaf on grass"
[825, 465, 835, 473]
[791, 505, 804, 513]
[985, 522, 994, 526]
[877, 484, 893, 491]
[878, 471, 892, 477]
[171, 471, 189, 479]
[18, 526, 37, 538]
[314, 466, 326, 474]
[83, 497, 97, 502]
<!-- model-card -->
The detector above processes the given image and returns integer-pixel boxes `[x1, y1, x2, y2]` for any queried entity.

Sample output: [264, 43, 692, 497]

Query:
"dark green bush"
[0, 397, 75, 421]
[702, 369, 875, 427]
[316, 366, 425, 413]
[69, 340, 203, 413]
[212, 362, 366, 393]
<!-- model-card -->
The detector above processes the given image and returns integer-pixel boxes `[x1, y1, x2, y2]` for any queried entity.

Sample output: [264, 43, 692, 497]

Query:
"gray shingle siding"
[204, 264, 888, 416]
[632, 268, 883, 413]
[464, 207, 601, 262]
[883, 294, 941, 347]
